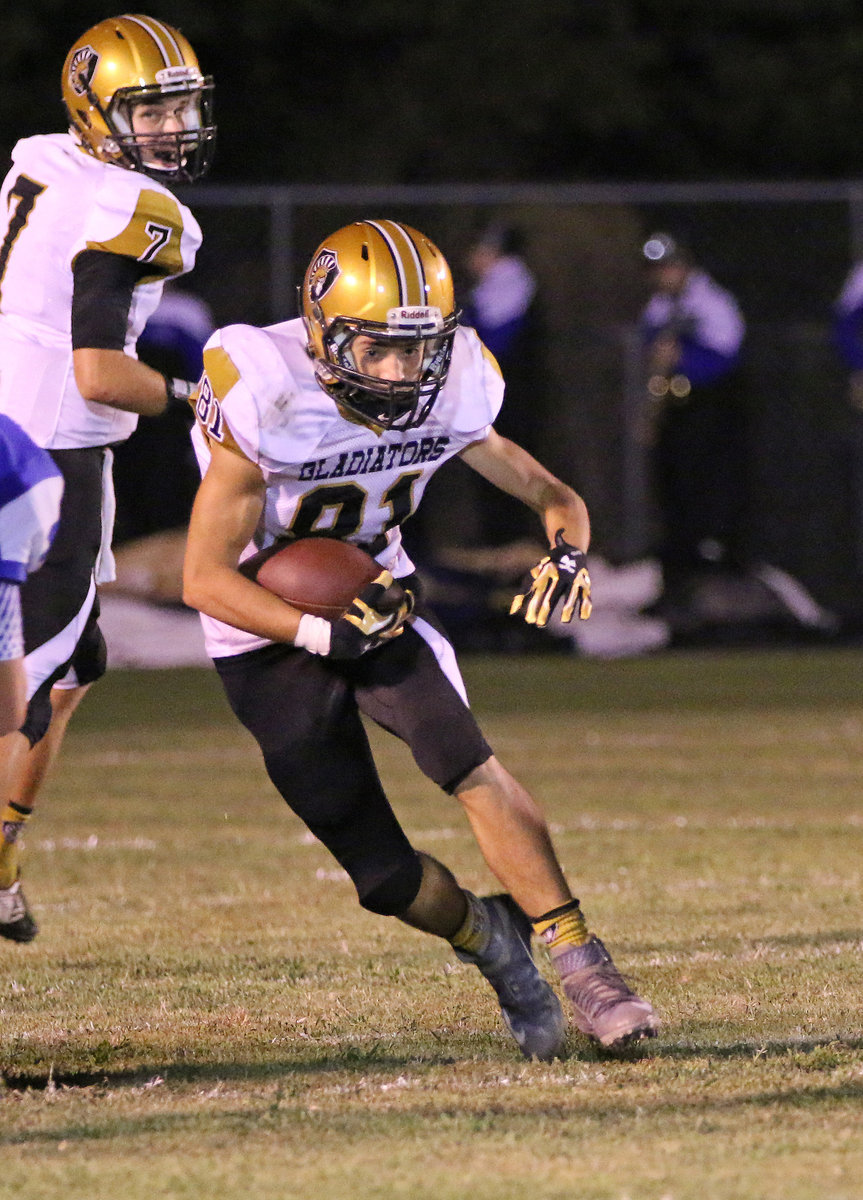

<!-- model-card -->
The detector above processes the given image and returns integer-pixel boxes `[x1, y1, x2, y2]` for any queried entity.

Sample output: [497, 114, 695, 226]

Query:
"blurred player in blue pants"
[0, 414, 63, 937]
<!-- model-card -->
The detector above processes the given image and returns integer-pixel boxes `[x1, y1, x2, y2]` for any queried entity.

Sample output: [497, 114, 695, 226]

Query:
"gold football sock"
[448, 890, 488, 956]
[0, 802, 32, 889]
[531, 899, 590, 953]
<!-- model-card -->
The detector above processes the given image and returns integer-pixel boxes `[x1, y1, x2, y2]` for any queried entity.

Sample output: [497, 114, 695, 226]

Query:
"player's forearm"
[72, 347, 176, 417]
[461, 432, 590, 550]
[513, 465, 591, 551]
[182, 559, 304, 644]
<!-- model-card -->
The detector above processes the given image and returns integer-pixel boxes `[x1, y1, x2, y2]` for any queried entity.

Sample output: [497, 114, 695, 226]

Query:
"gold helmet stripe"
[121, 14, 187, 68]
[366, 220, 426, 308]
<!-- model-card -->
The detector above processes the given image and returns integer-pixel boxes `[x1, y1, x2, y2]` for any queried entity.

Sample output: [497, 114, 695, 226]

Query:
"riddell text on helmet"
[387, 306, 444, 329]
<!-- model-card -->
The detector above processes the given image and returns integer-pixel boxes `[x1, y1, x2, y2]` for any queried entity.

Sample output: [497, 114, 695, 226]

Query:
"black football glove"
[510, 529, 592, 627]
[329, 570, 415, 659]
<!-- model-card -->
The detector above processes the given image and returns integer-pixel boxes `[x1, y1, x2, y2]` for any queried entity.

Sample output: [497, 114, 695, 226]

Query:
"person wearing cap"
[639, 232, 747, 617]
[457, 225, 546, 548]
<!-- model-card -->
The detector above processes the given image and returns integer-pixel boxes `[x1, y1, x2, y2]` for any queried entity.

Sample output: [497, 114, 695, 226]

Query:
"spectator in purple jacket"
[640, 232, 747, 612]
[832, 262, 863, 573]
[460, 224, 546, 547]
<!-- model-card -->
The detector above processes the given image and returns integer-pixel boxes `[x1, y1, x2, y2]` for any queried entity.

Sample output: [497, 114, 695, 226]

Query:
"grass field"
[2, 647, 862, 1199]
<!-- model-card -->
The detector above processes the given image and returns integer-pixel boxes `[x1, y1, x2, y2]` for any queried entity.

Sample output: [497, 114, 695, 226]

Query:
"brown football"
[241, 538, 385, 619]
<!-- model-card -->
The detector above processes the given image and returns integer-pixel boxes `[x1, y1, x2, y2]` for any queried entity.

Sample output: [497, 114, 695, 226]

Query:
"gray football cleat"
[455, 893, 567, 1061]
[553, 934, 658, 1049]
[0, 879, 38, 943]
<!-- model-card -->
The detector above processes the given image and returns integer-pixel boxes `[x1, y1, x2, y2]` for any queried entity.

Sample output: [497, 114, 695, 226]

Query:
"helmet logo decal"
[308, 249, 340, 303]
[69, 46, 99, 96]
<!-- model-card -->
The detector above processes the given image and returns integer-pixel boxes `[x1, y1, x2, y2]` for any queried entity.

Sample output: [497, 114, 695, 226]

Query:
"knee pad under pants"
[19, 605, 107, 746]
[216, 644, 424, 914]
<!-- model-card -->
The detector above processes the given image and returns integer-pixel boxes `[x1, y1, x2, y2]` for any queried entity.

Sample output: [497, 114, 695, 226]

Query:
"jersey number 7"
[0, 175, 46, 306]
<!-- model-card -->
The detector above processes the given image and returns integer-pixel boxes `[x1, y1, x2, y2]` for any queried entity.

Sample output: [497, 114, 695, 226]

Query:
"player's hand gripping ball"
[242, 537, 413, 657]
[329, 569, 415, 659]
[510, 529, 592, 627]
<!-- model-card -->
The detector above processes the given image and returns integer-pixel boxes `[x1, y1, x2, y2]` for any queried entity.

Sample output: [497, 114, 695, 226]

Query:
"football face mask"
[321, 317, 456, 431]
[109, 79, 215, 182]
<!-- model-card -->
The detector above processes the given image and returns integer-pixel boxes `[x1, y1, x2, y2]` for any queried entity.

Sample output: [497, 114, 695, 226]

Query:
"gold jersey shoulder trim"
[202, 344, 240, 399]
[196, 345, 248, 459]
[86, 188, 185, 279]
[480, 340, 503, 379]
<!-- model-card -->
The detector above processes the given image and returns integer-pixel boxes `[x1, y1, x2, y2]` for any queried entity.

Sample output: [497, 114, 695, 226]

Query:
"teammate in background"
[0, 15, 215, 942]
[640, 232, 747, 617]
[183, 219, 658, 1056]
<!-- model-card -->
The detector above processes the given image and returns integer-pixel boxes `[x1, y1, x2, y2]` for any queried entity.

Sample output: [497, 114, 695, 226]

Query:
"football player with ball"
[183, 219, 658, 1055]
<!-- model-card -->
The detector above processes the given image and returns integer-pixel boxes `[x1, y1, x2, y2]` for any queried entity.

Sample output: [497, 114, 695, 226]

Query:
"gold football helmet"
[301, 219, 459, 430]
[62, 14, 215, 183]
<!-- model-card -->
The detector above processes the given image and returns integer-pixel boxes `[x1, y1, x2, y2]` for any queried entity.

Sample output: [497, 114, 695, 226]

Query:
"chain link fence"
[176, 180, 863, 627]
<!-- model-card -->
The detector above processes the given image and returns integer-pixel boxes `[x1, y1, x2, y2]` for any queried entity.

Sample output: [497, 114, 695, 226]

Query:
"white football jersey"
[0, 133, 202, 449]
[192, 318, 504, 657]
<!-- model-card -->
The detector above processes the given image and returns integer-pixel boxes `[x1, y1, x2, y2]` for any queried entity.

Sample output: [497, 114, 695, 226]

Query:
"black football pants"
[214, 608, 492, 914]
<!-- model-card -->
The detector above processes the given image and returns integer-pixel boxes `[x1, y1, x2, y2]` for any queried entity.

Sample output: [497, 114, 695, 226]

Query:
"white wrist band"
[294, 613, 332, 656]
[164, 376, 195, 405]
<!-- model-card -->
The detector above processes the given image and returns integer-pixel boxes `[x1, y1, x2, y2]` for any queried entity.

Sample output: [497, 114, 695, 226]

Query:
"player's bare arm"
[183, 441, 306, 644]
[462, 429, 593, 626]
[459, 428, 591, 551]
[72, 347, 177, 418]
